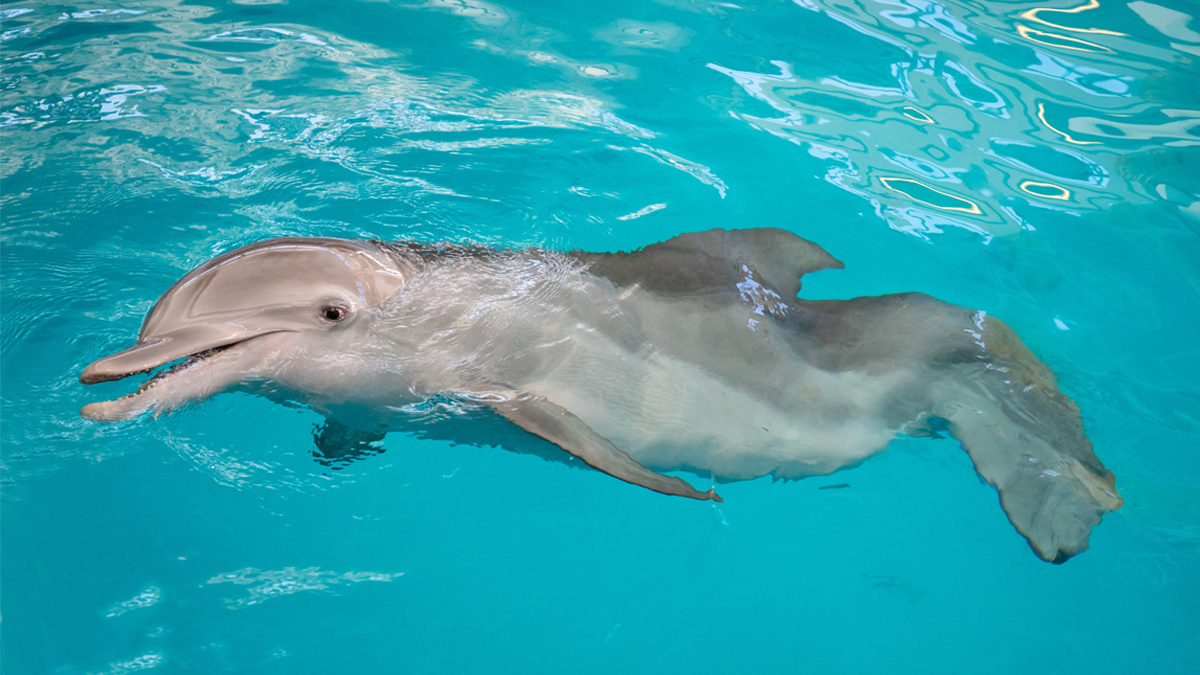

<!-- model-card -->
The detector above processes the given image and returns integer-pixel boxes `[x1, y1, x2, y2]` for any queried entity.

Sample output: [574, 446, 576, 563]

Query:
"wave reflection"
[709, 0, 1198, 239]
[0, 0, 723, 252]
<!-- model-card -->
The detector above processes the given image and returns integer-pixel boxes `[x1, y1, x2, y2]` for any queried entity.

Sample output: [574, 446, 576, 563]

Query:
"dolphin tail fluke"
[933, 319, 1121, 563]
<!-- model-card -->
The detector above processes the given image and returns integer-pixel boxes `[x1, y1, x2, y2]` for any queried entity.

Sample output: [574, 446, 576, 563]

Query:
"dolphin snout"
[80, 358, 134, 384]
[79, 329, 274, 385]
[80, 338, 177, 385]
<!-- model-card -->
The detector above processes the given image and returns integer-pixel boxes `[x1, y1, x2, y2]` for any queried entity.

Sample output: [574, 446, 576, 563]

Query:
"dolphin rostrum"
[80, 229, 1122, 562]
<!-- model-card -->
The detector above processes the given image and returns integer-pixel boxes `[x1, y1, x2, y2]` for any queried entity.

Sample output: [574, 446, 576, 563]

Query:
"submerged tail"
[932, 315, 1121, 563]
[580, 228, 1122, 561]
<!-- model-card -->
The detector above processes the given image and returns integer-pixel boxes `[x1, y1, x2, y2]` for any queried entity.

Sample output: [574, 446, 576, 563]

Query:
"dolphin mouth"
[98, 343, 232, 395]
[80, 327, 292, 383]
[79, 332, 284, 421]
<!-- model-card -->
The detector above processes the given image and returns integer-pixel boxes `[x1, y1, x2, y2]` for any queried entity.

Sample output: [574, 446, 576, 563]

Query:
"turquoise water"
[2, 0, 1199, 671]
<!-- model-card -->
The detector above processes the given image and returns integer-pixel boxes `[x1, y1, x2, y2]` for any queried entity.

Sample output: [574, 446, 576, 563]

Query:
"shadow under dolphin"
[79, 228, 1122, 563]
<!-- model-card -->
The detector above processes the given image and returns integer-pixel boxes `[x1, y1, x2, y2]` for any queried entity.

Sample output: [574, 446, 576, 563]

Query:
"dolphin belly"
[519, 295, 908, 481]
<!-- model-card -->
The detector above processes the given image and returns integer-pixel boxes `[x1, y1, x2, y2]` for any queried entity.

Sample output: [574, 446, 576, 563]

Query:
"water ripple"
[207, 566, 402, 609]
[2, 0, 1199, 670]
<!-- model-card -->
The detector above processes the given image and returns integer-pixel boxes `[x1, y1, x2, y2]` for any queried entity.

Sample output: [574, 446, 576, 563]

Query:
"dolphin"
[79, 228, 1122, 562]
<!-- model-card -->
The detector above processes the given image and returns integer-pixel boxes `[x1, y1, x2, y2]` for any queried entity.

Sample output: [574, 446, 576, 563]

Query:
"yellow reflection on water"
[1018, 0, 1127, 36]
[901, 107, 935, 124]
[1019, 180, 1073, 200]
[1036, 102, 1100, 145]
[879, 177, 983, 214]
[1016, 24, 1115, 53]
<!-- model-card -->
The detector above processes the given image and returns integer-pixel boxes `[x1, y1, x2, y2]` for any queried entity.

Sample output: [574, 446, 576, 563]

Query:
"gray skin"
[80, 229, 1122, 563]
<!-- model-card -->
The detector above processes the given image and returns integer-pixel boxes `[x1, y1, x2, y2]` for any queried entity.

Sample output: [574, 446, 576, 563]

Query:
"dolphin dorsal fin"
[583, 228, 843, 300]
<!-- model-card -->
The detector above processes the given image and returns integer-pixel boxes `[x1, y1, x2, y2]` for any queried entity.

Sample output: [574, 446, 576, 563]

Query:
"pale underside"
[374, 245, 945, 483]
[519, 295, 913, 481]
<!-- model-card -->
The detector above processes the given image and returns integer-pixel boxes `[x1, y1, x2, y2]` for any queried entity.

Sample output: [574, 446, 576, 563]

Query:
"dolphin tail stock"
[932, 316, 1121, 563]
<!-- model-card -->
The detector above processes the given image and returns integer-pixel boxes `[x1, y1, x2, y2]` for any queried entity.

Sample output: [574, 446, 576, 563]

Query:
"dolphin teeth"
[127, 345, 231, 397]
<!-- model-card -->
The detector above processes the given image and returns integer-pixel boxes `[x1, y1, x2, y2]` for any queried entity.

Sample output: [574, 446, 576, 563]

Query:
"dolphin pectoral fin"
[312, 418, 387, 468]
[933, 344, 1121, 562]
[487, 395, 721, 502]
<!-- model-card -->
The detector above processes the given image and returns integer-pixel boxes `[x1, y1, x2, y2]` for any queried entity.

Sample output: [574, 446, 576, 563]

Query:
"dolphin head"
[80, 237, 409, 421]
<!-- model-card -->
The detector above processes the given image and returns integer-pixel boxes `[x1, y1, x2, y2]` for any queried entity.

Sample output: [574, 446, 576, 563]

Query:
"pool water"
[2, 0, 1199, 672]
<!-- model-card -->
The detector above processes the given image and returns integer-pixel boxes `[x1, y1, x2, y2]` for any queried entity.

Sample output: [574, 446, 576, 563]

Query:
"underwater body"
[3, 0, 1199, 673]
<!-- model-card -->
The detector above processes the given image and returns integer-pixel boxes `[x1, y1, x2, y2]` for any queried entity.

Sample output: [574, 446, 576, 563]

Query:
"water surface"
[2, 0, 1199, 672]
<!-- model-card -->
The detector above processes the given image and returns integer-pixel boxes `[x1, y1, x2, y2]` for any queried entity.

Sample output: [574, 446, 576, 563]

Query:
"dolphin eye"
[321, 306, 347, 322]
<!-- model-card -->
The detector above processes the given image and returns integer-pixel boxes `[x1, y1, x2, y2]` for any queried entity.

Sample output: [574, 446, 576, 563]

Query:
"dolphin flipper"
[487, 394, 722, 502]
[932, 319, 1122, 562]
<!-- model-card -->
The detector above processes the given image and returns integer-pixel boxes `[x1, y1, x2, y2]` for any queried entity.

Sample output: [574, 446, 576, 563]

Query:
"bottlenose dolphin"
[79, 228, 1122, 562]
